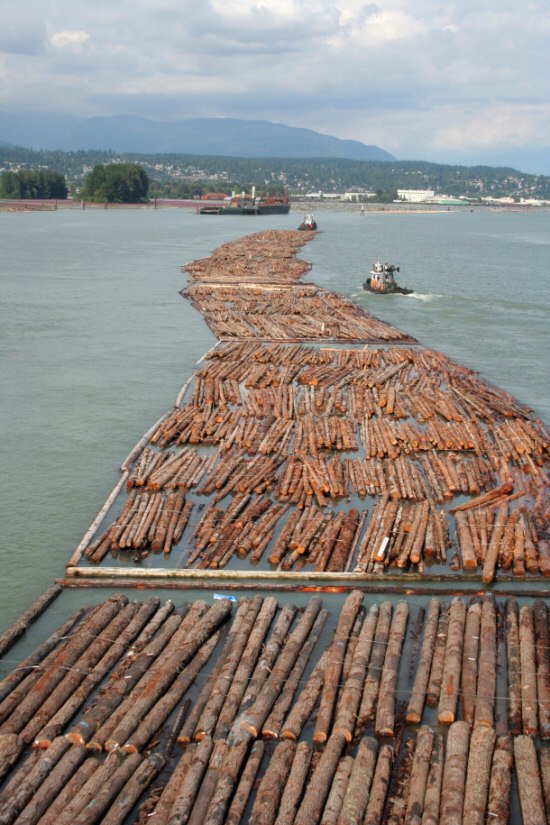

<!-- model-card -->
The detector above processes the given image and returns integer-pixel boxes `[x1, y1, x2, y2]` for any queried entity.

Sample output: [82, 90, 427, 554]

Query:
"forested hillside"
[1, 146, 548, 200]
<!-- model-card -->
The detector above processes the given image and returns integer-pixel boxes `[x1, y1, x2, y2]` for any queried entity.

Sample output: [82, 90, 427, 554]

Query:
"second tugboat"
[298, 212, 317, 230]
[363, 259, 413, 295]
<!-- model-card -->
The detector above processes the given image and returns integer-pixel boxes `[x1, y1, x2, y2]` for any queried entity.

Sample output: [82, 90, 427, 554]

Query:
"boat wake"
[407, 292, 444, 302]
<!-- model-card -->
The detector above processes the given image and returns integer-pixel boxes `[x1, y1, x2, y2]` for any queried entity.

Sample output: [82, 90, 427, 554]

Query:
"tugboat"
[298, 212, 317, 230]
[363, 259, 413, 295]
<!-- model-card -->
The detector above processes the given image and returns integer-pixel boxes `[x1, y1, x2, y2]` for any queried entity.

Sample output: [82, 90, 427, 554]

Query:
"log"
[375, 600, 409, 737]
[274, 741, 313, 825]
[419, 733, 443, 825]
[280, 648, 330, 741]
[439, 720, 470, 825]
[363, 743, 394, 825]
[514, 735, 547, 825]
[35, 755, 99, 825]
[320, 756, 354, 825]
[10, 744, 87, 825]
[203, 741, 250, 825]
[224, 740, 265, 825]
[404, 726, 434, 825]
[333, 603, 379, 741]
[70, 752, 143, 825]
[474, 594, 496, 730]
[519, 604, 538, 736]
[337, 735, 378, 825]
[438, 597, 466, 725]
[460, 601, 480, 727]
[0, 586, 62, 660]
[314, 590, 364, 744]
[249, 739, 297, 825]
[481, 502, 509, 584]
[294, 733, 347, 825]
[486, 735, 513, 825]
[534, 600, 550, 740]
[406, 598, 440, 725]
[165, 736, 214, 825]
[462, 725, 496, 825]
[357, 601, 392, 727]
[505, 598, 522, 735]
[231, 596, 322, 742]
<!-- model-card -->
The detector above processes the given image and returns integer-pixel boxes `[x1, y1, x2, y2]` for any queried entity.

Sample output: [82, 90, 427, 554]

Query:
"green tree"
[0, 169, 67, 199]
[80, 163, 149, 203]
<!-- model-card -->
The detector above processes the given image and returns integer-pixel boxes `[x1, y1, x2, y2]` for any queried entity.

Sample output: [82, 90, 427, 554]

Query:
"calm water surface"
[0, 206, 549, 632]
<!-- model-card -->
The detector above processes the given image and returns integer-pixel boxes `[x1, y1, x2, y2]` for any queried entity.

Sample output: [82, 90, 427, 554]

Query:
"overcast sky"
[1, 0, 549, 172]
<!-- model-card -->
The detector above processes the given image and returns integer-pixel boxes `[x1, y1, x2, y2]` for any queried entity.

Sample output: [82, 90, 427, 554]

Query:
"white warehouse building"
[397, 189, 435, 202]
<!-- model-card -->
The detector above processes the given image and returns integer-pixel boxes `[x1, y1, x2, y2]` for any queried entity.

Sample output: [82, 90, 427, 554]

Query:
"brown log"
[481, 502, 509, 584]
[514, 735, 547, 825]
[453, 511, 478, 570]
[249, 739, 297, 825]
[541, 747, 550, 825]
[462, 725, 496, 825]
[375, 601, 409, 737]
[439, 720, 470, 825]
[314, 590, 364, 744]
[70, 752, 143, 825]
[231, 596, 323, 742]
[280, 649, 330, 741]
[274, 741, 313, 825]
[194, 595, 264, 739]
[333, 603, 379, 741]
[262, 608, 328, 738]
[0, 585, 62, 661]
[150, 739, 203, 823]
[519, 603, 538, 737]
[449, 483, 514, 513]
[357, 601, 392, 727]
[35, 755, 99, 825]
[320, 756, 354, 825]
[407, 598, 440, 725]
[504, 598, 522, 735]
[486, 735, 513, 825]
[474, 594, 497, 729]
[460, 601, 480, 727]
[100, 752, 165, 825]
[404, 725, 434, 825]
[337, 735, 378, 825]
[534, 600, 550, 740]
[224, 740, 265, 825]
[363, 743, 394, 825]
[294, 732, 347, 825]
[438, 597, 467, 725]
[419, 733, 443, 825]
[165, 736, 214, 825]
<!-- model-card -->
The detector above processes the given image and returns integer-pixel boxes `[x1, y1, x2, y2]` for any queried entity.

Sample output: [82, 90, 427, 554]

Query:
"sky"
[1, 0, 549, 173]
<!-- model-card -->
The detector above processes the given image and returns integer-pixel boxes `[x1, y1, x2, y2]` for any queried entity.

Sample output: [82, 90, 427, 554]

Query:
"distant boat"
[199, 187, 290, 215]
[298, 212, 317, 230]
[363, 258, 413, 295]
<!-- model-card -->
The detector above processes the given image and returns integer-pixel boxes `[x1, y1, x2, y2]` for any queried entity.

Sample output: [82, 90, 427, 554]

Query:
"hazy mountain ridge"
[0, 111, 395, 161]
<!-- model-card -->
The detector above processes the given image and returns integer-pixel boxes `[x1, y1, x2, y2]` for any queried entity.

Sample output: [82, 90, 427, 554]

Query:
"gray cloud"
[1, 0, 548, 171]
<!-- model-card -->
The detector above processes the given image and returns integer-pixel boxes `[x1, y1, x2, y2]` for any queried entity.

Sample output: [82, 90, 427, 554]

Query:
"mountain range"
[0, 111, 395, 162]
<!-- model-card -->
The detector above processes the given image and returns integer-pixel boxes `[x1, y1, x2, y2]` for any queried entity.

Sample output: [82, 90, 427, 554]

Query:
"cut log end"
[280, 730, 297, 741]
[33, 737, 52, 749]
[122, 743, 138, 754]
[438, 710, 455, 725]
[332, 727, 353, 744]
[104, 739, 120, 752]
[66, 732, 86, 746]
[406, 712, 422, 725]
[313, 731, 327, 744]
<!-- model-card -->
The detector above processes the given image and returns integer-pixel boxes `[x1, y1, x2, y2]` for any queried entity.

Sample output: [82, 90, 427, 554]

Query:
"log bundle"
[3, 591, 550, 823]
[79, 328, 550, 577]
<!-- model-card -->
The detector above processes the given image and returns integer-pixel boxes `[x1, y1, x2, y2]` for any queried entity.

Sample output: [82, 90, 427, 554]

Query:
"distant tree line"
[0, 147, 548, 200]
[80, 163, 149, 203]
[0, 169, 68, 199]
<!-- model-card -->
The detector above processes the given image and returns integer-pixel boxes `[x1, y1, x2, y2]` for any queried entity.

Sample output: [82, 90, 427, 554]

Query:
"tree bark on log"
[505, 598, 522, 735]
[419, 733, 443, 825]
[438, 597, 467, 725]
[363, 743, 394, 825]
[314, 590, 364, 744]
[11, 743, 87, 825]
[320, 755, 354, 825]
[460, 601, 480, 727]
[474, 594, 497, 730]
[249, 739, 297, 825]
[294, 732, 347, 825]
[337, 736, 378, 825]
[0, 585, 62, 661]
[375, 601, 409, 737]
[165, 736, 214, 825]
[439, 720, 469, 825]
[334, 604, 379, 741]
[514, 735, 547, 825]
[358, 601, 392, 727]
[280, 649, 330, 741]
[426, 608, 449, 707]
[407, 598, 440, 725]
[534, 600, 550, 740]
[486, 735, 513, 825]
[224, 740, 265, 825]
[519, 604, 538, 737]
[462, 725, 496, 825]
[404, 726, 434, 825]
[274, 741, 312, 825]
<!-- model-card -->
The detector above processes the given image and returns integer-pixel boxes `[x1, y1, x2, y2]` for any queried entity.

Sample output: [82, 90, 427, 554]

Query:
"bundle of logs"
[2, 591, 550, 824]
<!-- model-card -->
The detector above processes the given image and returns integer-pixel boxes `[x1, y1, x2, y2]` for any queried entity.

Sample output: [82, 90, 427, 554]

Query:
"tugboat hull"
[363, 278, 413, 295]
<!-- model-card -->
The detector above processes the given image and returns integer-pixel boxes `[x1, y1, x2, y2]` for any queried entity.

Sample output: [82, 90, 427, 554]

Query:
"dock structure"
[1, 229, 549, 823]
